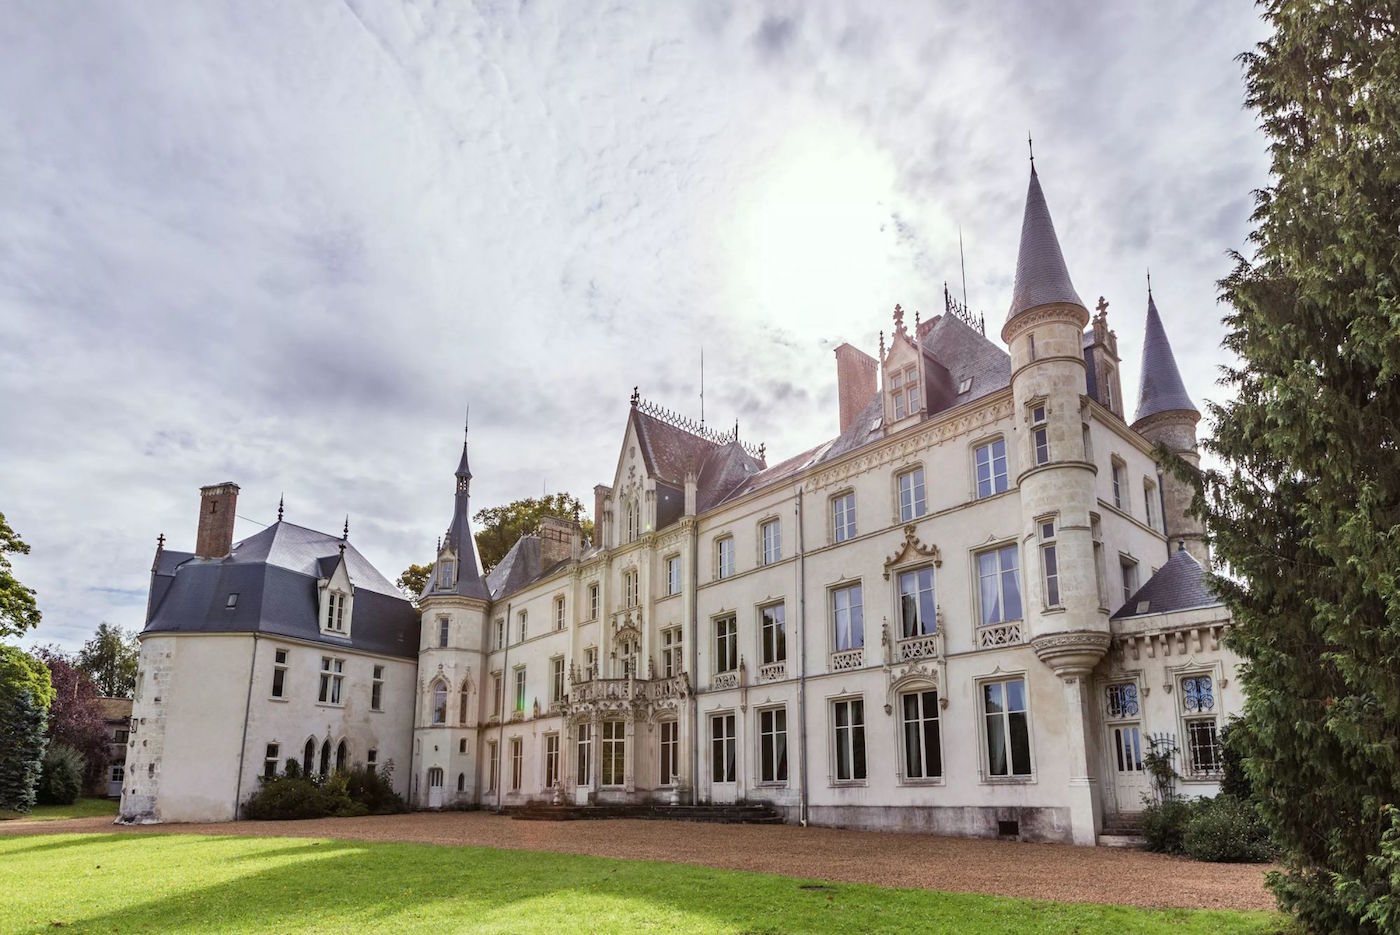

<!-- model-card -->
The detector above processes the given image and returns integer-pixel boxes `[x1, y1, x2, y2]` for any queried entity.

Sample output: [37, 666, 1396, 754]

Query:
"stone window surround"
[712, 611, 739, 677]
[828, 692, 868, 787]
[827, 577, 865, 660]
[708, 708, 738, 785]
[542, 731, 560, 789]
[828, 487, 858, 545]
[663, 552, 683, 595]
[714, 534, 736, 580]
[1167, 659, 1227, 782]
[975, 669, 1038, 784]
[1110, 454, 1128, 511]
[892, 462, 928, 524]
[755, 704, 789, 787]
[970, 539, 1023, 630]
[895, 681, 945, 786]
[1035, 513, 1063, 611]
[757, 514, 783, 566]
[969, 432, 1011, 500]
[892, 561, 937, 640]
[756, 599, 787, 670]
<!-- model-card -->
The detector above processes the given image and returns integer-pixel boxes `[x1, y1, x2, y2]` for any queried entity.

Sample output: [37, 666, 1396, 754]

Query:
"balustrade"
[830, 648, 864, 671]
[976, 622, 1024, 648]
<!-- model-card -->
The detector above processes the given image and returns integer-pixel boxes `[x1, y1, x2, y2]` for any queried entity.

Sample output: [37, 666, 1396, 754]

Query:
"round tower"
[1132, 286, 1208, 565]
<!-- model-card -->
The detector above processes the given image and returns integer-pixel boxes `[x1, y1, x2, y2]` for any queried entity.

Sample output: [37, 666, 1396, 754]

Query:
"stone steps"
[510, 803, 784, 824]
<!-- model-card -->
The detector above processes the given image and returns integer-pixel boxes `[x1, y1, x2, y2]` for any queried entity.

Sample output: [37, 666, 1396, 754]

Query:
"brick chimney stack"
[538, 514, 576, 569]
[196, 482, 239, 558]
[834, 343, 879, 434]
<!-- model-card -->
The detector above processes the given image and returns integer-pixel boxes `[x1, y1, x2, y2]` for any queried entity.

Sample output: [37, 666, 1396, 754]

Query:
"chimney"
[538, 515, 575, 569]
[196, 482, 239, 558]
[834, 343, 878, 434]
[593, 484, 612, 550]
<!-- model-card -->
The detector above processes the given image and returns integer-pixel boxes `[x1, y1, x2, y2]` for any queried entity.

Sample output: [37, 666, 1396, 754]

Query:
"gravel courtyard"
[1, 811, 1274, 912]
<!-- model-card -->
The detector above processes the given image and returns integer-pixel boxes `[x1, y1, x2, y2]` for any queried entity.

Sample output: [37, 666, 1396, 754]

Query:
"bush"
[343, 762, 405, 815]
[243, 762, 404, 820]
[1218, 720, 1253, 801]
[1141, 796, 1192, 855]
[1182, 795, 1275, 863]
[36, 743, 84, 806]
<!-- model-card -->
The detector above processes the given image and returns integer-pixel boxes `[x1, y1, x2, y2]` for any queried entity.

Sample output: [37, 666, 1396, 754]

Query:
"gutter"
[232, 633, 258, 820]
[796, 486, 809, 827]
[689, 518, 700, 806]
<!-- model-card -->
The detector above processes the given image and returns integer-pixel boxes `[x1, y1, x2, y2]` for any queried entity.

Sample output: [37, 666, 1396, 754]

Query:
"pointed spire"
[1006, 163, 1085, 324]
[342, 515, 349, 541]
[1134, 286, 1198, 423]
[432, 418, 490, 601]
[277, 494, 284, 522]
[456, 410, 472, 483]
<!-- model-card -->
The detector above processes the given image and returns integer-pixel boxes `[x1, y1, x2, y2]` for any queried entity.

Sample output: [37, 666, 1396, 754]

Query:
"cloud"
[0, 0, 1269, 650]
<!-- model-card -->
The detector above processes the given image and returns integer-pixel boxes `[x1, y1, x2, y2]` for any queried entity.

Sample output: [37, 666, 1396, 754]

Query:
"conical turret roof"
[1133, 290, 1197, 423]
[1006, 166, 1085, 324]
[422, 425, 489, 602]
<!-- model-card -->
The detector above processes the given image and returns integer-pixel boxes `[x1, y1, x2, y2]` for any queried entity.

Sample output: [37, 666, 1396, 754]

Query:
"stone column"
[1032, 632, 1110, 846]
[624, 714, 637, 794]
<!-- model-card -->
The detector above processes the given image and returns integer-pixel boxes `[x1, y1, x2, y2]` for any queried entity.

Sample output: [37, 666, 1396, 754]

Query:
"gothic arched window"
[319, 740, 331, 776]
[432, 681, 448, 725]
[302, 738, 315, 775]
[336, 740, 348, 773]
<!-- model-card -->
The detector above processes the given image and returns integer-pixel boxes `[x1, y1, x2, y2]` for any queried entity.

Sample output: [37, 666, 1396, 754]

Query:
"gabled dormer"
[317, 548, 355, 638]
[881, 304, 925, 431]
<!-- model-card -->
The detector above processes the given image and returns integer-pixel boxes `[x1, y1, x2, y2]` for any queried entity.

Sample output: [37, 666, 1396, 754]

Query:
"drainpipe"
[497, 600, 512, 812]
[232, 633, 259, 820]
[689, 518, 700, 806]
[796, 487, 809, 827]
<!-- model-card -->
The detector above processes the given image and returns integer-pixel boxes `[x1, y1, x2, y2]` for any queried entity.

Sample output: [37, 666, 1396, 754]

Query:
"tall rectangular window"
[510, 737, 523, 791]
[550, 656, 565, 704]
[271, 648, 288, 699]
[1092, 514, 1108, 608]
[514, 666, 527, 713]
[318, 657, 344, 705]
[544, 734, 560, 788]
[1111, 459, 1125, 509]
[976, 545, 1022, 625]
[660, 720, 679, 785]
[264, 743, 280, 779]
[576, 723, 593, 786]
[437, 615, 450, 648]
[371, 664, 384, 710]
[554, 596, 566, 631]
[661, 627, 683, 678]
[974, 438, 1009, 498]
[984, 678, 1032, 777]
[716, 537, 735, 579]
[438, 560, 455, 588]
[1031, 405, 1049, 465]
[901, 690, 942, 780]
[1180, 674, 1222, 776]
[517, 610, 527, 642]
[761, 519, 782, 565]
[714, 615, 737, 673]
[487, 741, 499, 793]
[760, 602, 786, 664]
[624, 569, 638, 607]
[666, 555, 682, 595]
[832, 492, 857, 543]
[588, 583, 599, 619]
[710, 713, 736, 783]
[1039, 519, 1061, 607]
[583, 647, 597, 679]
[896, 566, 936, 638]
[831, 583, 864, 651]
[898, 467, 927, 521]
[601, 721, 626, 786]
[759, 707, 788, 784]
[491, 672, 503, 716]
[494, 618, 504, 650]
[1144, 479, 1159, 531]
[891, 367, 907, 419]
[1121, 557, 1140, 604]
[832, 698, 867, 782]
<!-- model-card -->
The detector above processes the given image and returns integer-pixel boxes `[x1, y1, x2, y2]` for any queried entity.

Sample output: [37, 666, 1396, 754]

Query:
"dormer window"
[890, 365, 919, 420]
[438, 559, 456, 589]
[325, 592, 347, 632]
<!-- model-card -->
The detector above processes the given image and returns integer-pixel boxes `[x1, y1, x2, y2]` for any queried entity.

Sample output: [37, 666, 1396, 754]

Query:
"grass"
[0, 797, 118, 822]
[0, 833, 1287, 934]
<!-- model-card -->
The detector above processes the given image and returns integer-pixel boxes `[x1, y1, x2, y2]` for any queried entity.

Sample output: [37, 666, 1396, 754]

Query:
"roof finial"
[156, 533, 165, 551]
[277, 494, 284, 522]
[1146, 267, 1153, 297]
[1027, 131, 1035, 169]
[733, 418, 739, 441]
[437, 536, 442, 553]
[878, 329, 885, 361]
[630, 386, 640, 408]
[342, 515, 349, 541]
[465, 404, 470, 437]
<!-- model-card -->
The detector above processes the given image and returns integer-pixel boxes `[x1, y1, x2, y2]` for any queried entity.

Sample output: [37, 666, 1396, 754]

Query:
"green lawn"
[0, 797, 118, 822]
[0, 833, 1285, 934]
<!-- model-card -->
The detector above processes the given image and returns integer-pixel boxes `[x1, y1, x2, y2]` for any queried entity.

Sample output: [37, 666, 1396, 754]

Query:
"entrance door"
[1103, 681, 1146, 814]
[427, 767, 444, 808]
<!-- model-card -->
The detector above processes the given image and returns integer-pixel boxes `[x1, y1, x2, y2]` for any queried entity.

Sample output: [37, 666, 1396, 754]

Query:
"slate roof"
[420, 432, 491, 602]
[1006, 167, 1085, 324]
[632, 409, 726, 488]
[142, 521, 420, 659]
[1133, 291, 1197, 423]
[1112, 547, 1218, 619]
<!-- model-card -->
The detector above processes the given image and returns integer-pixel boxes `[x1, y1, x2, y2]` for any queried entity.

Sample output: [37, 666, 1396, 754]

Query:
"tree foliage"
[33, 647, 109, 791]
[0, 511, 41, 639]
[36, 742, 85, 806]
[395, 563, 433, 600]
[1195, 3, 1400, 930]
[471, 493, 593, 573]
[0, 645, 52, 813]
[76, 622, 139, 698]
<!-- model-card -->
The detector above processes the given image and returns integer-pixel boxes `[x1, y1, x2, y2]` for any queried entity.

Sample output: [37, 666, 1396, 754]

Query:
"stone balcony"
[976, 621, 1024, 649]
[757, 661, 786, 682]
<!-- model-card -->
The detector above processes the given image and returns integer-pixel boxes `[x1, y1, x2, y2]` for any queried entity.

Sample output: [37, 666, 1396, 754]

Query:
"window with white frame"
[1121, 557, 1140, 604]
[431, 680, 448, 725]
[491, 671, 503, 716]
[550, 656, 565, 704]
[624, 497, 640, 542]
[1091, 514, 1108, 608]
[438, 559, 455, 589]
[716, 536, 735, 579]
[263, 744, 279, 779]
[976, 545, 1022, 626]
[544, 733, 560, 788]
[318, 657, 344, 705]
[366, 748, 377, 772]
[710, 713, 736, 783]
[623, 568, 639, 607]
[890, 365, 919, 419]
[760, 602, 786, 665]
[554, 596, 566, 631]
[896, 566, 936, 638]
[983, 677, 1032, 777]
[576, 723, 593, 786]
[601, 721, 626, 786]
[661, 627, 683, 678]
[325, 591, 347, 632]
[1038, 519, 1061, 608]
[714, 615, 738, 674]
[660, 720, 679, 785]
[271, 648, 288, 699]
[831, 491, 857, 543]
[832, 698, 867, 782]
[371, 665, 384, 711]
[831, 583, 864, 651]
[1030, 404, 1050, 466]
[901, 689, 942, 780]
[897, 466, 927, 521]
[583, 647, 597, 679]
[517, 610, 527, 642]
[974, 438, 1009, 498]
[666, 555, 682, 595]
[1180, 674, 1223, 776]
[510, 737, 523, 791]
[1144, 478, 1159, 531]
[759, 707, 788, 784]
[494, 618, 504, 650]
[588, 583, 599, 619]
[437, 615, 450, 648]
[761, 518, 782, 565]
[1111, 458, 1126, 509]
[513, 666, 526, 714]
[487, 741, 499, 792]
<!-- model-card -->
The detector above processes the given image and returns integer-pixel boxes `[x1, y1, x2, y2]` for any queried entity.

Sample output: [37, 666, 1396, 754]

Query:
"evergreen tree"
[0, 645, 53, 813]
[0, 511, 41, 639]
[1197, 3, 1400, 930]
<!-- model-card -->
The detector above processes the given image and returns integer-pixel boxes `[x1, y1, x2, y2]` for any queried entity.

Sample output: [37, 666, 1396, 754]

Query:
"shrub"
[244, 762, 404, 820]
[343, 762, 405, 815]
[1218, 720, 1253, 801]
[36, 743, 84, 806]
[1141, 796, 1192, 855]
[1182, 795, 1274, 863]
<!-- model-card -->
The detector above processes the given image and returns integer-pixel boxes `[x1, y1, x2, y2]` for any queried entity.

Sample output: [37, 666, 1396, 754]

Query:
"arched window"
[303, 738, 315, 775]
[457, 772, 465, 792]
[427, 767, 443, 788]
[432, 681, 448, 725]
[459, 686, 470, 724]
[320, 740, 331, 776]
[336, 740, 348, 773]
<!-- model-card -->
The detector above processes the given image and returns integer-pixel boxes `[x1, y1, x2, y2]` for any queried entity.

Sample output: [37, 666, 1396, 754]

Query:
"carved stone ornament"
[883, 525, 942, 579]
[1030, 630, 1111, 678]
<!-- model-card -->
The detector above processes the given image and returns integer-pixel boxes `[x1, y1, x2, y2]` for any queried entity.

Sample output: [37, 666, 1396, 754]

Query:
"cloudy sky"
[1, 1, 1269, 650]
